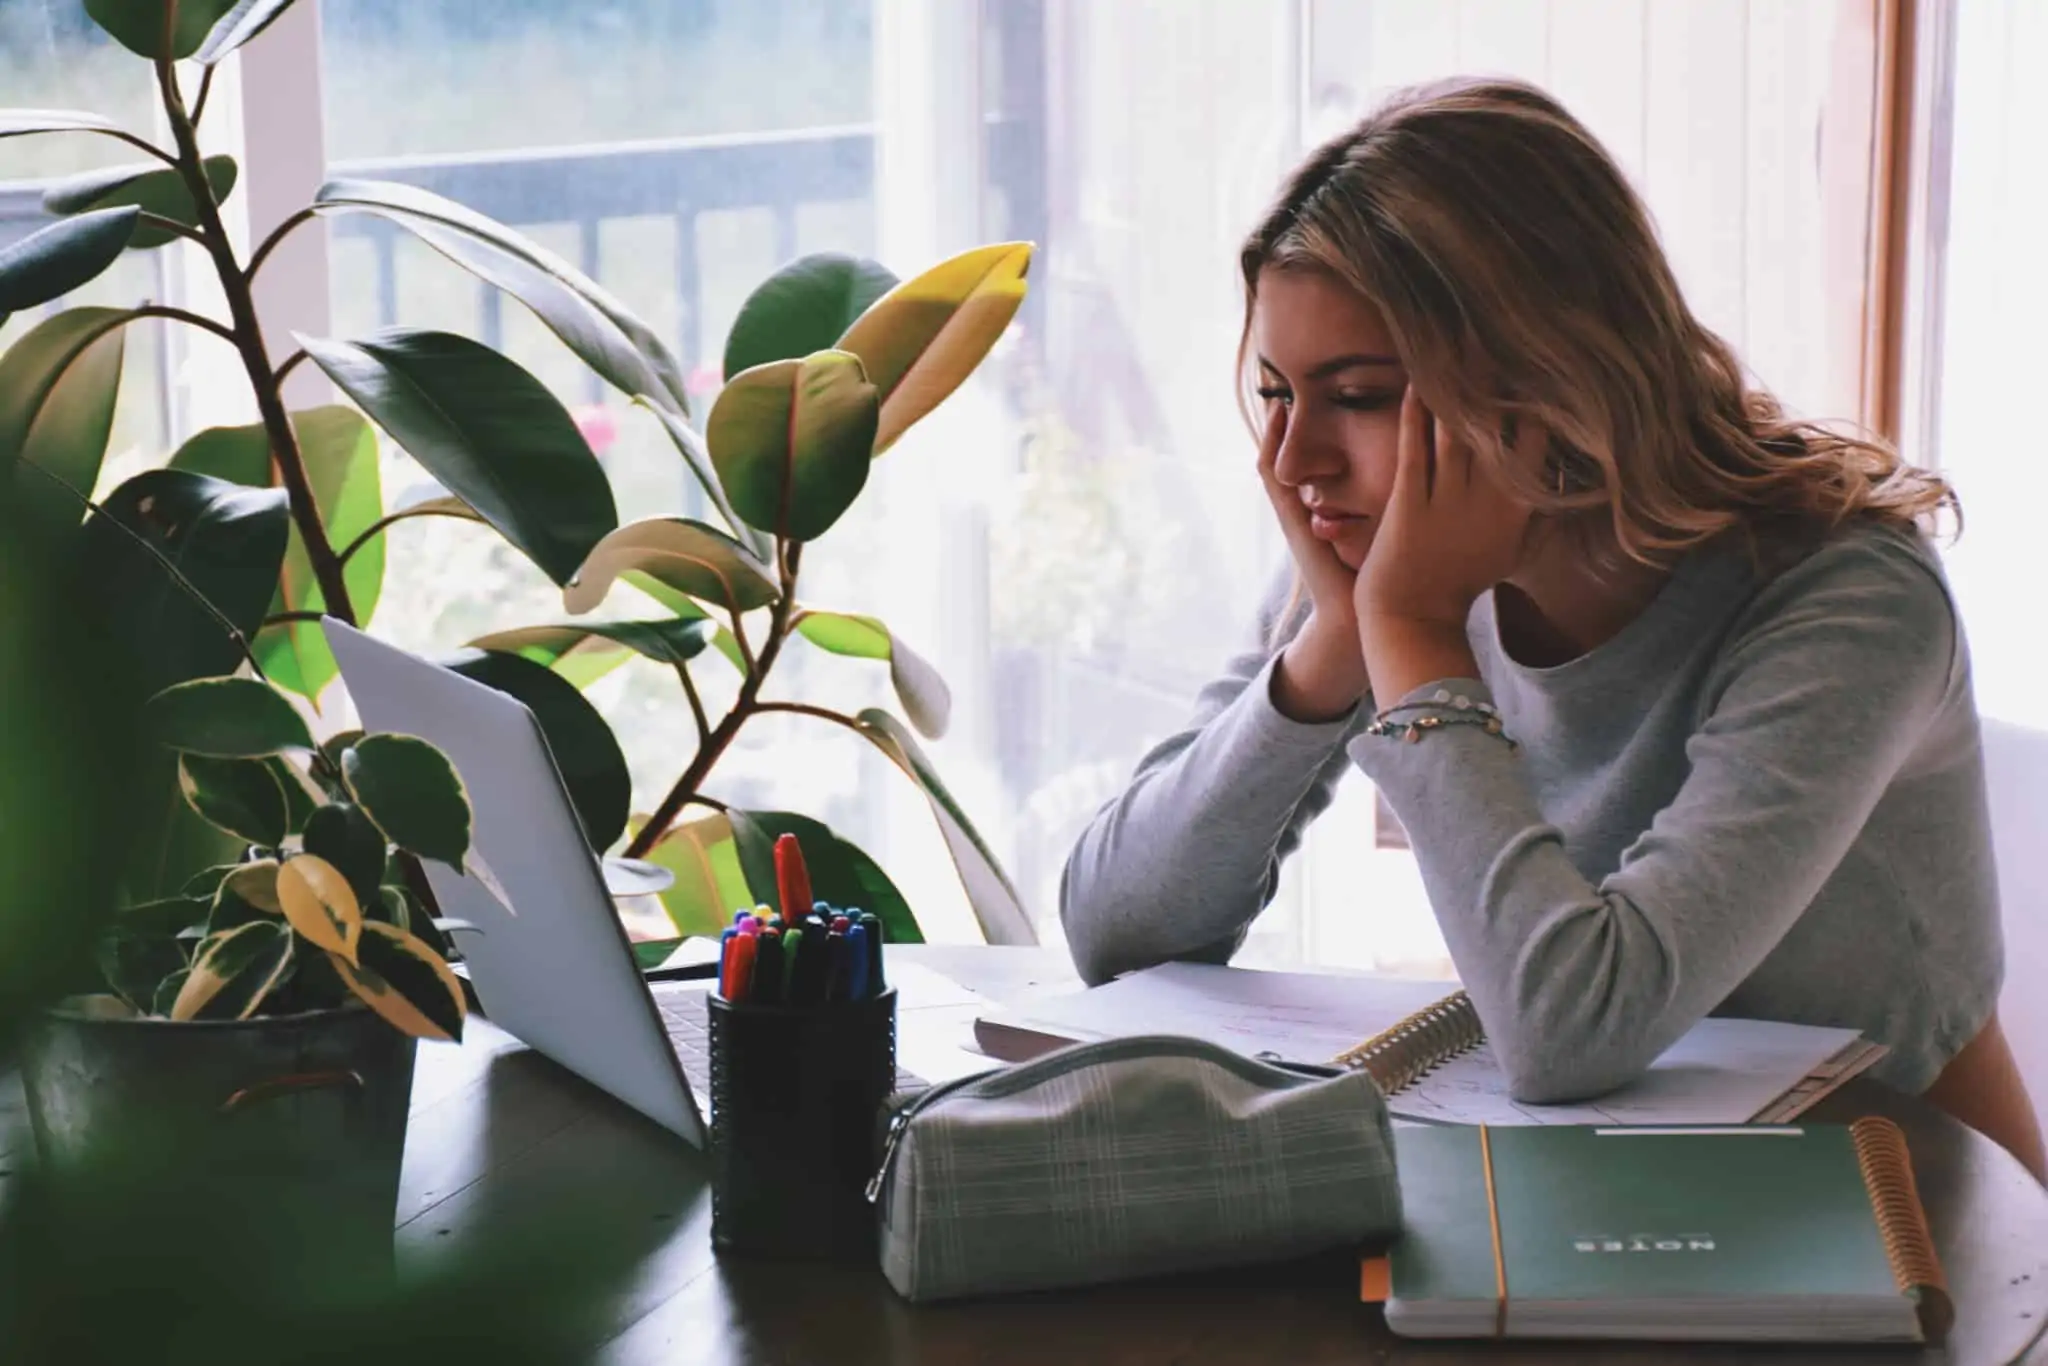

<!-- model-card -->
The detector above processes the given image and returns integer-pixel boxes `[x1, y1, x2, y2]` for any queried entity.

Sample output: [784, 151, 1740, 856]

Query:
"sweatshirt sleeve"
[1058, 569, 1365, 985]
[1349, 532, 1960, 1103]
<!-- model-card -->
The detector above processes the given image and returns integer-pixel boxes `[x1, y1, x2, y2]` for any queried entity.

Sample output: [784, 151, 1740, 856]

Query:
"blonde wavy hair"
[1239, 76, 1957, 575]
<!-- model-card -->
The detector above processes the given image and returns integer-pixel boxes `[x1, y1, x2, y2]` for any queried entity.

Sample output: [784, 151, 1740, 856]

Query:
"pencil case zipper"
[864, 1034, 1340, 1206]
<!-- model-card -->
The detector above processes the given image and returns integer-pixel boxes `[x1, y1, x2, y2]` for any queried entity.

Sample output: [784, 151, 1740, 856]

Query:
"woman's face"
[1250, 266, 1410, 570]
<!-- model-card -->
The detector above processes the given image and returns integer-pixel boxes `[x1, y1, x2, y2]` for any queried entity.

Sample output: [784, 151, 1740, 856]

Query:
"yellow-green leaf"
[792, 609, 951, 738]
[564, 517, 777, 618]
[643, 812, 750, 937]
[277, 852, 364, 965]
[330, 921, 465, 1041]
[171, 920, 294, 1021]
[706, 351, 876, 541]
[836, 241, 1033, 452]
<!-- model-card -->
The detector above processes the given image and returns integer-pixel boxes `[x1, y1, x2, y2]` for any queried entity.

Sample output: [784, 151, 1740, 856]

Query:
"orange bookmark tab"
[1359, 1255, 1392, 1304]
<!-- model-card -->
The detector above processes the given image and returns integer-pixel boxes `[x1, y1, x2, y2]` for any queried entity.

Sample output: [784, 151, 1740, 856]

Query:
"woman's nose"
[1271, 414, 1346, 488]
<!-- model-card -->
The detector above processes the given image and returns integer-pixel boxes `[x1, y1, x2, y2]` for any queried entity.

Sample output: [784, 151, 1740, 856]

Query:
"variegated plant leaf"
[277, 852, 364, 965]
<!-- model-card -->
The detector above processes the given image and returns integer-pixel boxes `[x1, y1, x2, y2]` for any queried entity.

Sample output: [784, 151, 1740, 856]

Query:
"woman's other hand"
[1357, 386, 1535, 702]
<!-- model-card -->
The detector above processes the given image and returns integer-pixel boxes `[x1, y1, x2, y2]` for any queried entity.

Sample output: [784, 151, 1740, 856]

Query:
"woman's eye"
[1255, 386, 1293, 406]
[1332, 391, 1399, 411]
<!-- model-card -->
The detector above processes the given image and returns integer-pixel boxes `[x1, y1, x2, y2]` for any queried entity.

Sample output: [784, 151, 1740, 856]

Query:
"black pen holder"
[707, 987, 897, 1259]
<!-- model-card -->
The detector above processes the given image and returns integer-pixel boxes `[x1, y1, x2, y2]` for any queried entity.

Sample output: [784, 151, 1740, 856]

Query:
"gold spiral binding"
[1849, 1116, 1953, 1345]
[1330, 989, 1487, 1094]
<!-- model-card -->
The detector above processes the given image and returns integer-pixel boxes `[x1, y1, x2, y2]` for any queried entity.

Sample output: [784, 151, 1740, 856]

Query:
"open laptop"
[322, 619, 922, 1149]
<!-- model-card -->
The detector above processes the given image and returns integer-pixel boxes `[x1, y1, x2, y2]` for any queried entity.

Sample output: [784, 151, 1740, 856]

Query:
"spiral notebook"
[1362, 1117, 1950, 1344]
[971, 963, 1886, 1126]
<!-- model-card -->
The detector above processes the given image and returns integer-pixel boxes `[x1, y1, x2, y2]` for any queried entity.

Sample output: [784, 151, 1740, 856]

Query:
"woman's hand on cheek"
[1256, 401, 1372, 722]
[1356, 386, 1534, 703]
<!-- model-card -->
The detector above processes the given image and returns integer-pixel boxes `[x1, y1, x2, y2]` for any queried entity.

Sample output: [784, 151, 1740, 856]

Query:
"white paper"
[1388, 1018, 1867, 1126]
[978, 962, 1870, 1126]
[980, 961, 1459, 1065]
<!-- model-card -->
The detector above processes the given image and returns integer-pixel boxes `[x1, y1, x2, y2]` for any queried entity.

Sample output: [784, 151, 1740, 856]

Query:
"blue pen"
[846, 923, 870, 1000]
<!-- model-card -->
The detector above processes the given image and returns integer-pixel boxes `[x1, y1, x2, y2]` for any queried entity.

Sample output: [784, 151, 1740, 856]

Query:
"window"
[1928, 0, 2047, 725]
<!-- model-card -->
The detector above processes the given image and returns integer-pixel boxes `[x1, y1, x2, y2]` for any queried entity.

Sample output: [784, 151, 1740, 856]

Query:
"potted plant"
[1, 0, 1034, 1270]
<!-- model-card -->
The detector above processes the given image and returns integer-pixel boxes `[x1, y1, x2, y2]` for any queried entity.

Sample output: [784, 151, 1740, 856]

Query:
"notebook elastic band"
[1479, 1123, 1507, 1338]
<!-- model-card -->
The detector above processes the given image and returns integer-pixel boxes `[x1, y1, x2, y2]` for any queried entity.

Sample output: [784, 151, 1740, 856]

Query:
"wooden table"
[391, 946, 2048, 1364]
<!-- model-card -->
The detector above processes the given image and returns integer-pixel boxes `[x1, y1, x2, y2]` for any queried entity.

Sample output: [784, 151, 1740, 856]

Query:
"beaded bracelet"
[1362, 709, 1519, 750]
[1374, 694, 1503, 724]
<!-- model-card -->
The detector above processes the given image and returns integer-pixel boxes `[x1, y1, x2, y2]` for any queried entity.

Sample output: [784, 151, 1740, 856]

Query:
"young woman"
[1058, 77, 2045, 1180]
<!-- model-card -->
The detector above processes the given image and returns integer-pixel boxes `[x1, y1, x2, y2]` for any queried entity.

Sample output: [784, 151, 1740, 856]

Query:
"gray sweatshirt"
[1058, 521, 2002, 1099]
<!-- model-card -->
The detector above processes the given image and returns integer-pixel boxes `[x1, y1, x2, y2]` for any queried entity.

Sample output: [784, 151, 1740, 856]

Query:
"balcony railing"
[1, 113, 1045, 383]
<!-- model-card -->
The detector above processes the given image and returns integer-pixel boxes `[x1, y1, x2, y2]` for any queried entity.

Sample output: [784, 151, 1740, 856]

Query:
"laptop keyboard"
[649, 983, 926, 1103]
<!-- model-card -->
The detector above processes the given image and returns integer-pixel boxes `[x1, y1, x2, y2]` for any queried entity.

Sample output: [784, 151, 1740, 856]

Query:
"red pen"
[775, 833, 813, 923]
[730, 930, 759, 1004]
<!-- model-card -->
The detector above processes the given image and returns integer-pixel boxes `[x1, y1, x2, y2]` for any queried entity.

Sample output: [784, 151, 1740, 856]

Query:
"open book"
[972, 963, 1886, 1126]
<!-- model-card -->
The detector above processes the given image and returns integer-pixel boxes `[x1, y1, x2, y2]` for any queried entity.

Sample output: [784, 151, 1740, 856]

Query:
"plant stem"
[752, 700, 869, 740]
[18, 462, 269, 684]
[335, 504, 478, 566]
[245, 206, 316, 284]
[675, 662, 710, 747]
[189, 63, 216, 125]
[154, 47, 357, 628]
[274, 346, 309, 385]
[625, 541, 803, 859]
[684, 794, 728, 814]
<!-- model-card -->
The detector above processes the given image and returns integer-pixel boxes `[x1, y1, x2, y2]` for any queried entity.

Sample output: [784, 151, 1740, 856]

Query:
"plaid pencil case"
[866, 1034, 1403, 1302]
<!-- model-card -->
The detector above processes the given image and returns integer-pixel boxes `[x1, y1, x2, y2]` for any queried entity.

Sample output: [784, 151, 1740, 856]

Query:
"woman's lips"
[1308, 510, 1369, 541]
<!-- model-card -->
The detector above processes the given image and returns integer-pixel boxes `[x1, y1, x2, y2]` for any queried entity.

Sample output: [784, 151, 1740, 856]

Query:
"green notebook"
[1363, 1119, 1951, 1344]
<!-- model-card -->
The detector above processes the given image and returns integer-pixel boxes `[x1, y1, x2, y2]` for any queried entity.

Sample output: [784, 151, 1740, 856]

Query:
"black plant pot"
[16, 1000, 417, 1298]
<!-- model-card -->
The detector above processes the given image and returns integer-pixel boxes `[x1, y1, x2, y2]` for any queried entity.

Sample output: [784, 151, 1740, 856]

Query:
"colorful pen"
[824, 922, 849, 1002]
[754, 926, 782, 1005]
[781, 926, 804, 1004]
[846, 923, 870, 1000]
[729, 931, 758, 1003]
[863, 912, 885, 992]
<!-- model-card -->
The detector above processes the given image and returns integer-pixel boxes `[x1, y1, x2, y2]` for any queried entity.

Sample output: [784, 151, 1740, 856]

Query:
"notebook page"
[1389, 1018, 1871, 1126]
[979, 961, 1459, 1065]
